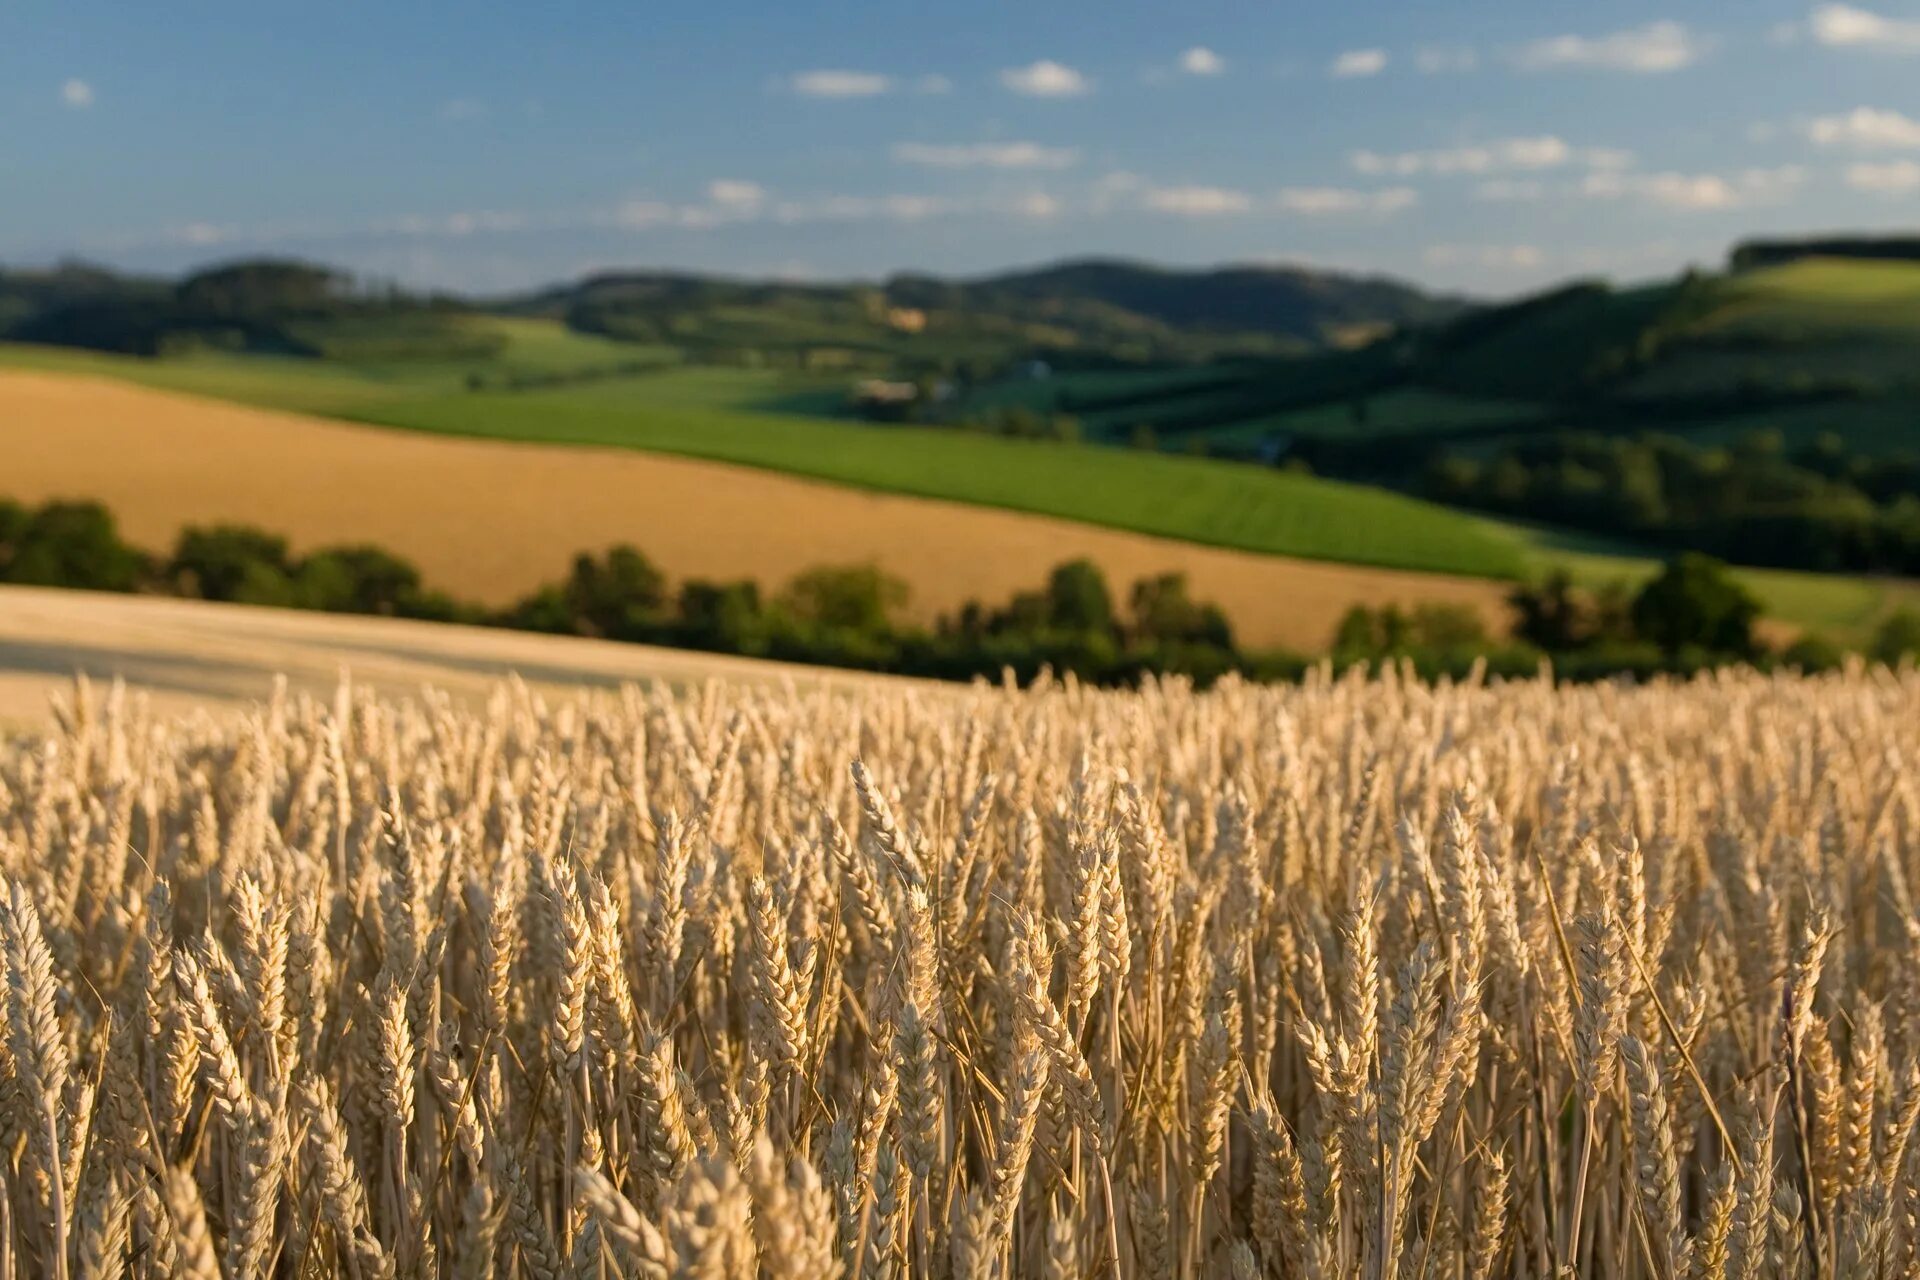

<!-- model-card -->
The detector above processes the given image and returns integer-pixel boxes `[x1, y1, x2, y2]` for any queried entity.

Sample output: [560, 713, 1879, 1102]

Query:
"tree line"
[5, 494, 1917, 685]
[1424, 428, 1920, 576]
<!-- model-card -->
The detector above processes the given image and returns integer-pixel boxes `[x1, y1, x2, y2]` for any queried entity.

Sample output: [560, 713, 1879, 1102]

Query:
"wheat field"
[0, 370, 1515, 651]
[1, 665, 1917, 1278]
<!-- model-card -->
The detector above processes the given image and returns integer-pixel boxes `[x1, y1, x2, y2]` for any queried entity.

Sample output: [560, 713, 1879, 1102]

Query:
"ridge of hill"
[1, 254, 1465, 367]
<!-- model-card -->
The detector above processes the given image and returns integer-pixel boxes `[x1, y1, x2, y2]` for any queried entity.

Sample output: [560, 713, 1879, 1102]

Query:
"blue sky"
[6, 1, 1920, 296]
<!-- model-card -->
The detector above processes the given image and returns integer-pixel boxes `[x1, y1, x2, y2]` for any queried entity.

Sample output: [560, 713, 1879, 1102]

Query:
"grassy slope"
[1205, 389, 1546, 445]
[1693, 258, 1920, 335]
[1027, 260, 1920, 453]
[351, 389, 1530, 580]
[6, 327, 1915, 639]
[0, 335, 1525, 579]
[1468, 517, 1920, 637]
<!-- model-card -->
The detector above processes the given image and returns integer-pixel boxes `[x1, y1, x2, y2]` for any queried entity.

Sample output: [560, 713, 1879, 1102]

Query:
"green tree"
[1332, 605, 1377, 657]
[3, 501, 150, 592]
[1630, 554, 1761, 657]
[1781, 632, 1846, 673]
[562, 546, 669, 639]
[678, 580, 767, 652]
[1872, 608, 1920, 665]
[780, 564, 908, 636]
[1044, 559, 1116, 635]
[169, 525, 295, 603]
[1129, 572, 1233, 649]
[294, 545, 428, 615]
[1508, 570, 1588, 651]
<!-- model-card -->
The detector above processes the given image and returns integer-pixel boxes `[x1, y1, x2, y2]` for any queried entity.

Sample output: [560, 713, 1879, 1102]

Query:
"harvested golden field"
[2, 665, 1916, 1276]
[0, 584, 892, 726]
[0, 370, 1512, 651]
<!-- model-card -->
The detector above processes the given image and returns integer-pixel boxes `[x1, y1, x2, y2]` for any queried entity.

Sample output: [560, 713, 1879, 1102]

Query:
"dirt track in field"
[0, 369, 1513, 651]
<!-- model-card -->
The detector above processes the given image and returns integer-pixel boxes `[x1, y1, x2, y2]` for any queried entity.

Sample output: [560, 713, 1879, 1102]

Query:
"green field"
[0, 316, 677, 414]
[1690, 258, 1920, 339]
[952, 365, 1234, 417]
[879, 259, 1920, 460]
[8, 326, 1917, 640]
[1203, 389, 1546, 446]
[347, 385, 1531, 581]
[0, 334, 1525, 580]
[1467, 517, 1920, 639]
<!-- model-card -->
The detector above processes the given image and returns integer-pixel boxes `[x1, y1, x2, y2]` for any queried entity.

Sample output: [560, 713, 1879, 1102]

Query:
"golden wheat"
[0, 663, 1917, 1277]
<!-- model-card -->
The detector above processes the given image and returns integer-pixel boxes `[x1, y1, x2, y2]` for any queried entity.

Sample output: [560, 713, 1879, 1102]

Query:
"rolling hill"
[3, 253, 1464, 372]
[0, 367, 1530, 652]
[5, 237, 1917, 645]
[987, 244, 1920, 457]
[5, 352, 1912, 647]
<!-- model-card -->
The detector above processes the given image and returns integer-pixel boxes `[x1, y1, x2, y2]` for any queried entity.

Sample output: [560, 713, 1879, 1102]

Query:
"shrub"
[1873, 608, 1920, 666]
[560, 545, 670, 640]
[1630, 553, 1761, 658]
[293, 545, 431, 616]
[1780, 631, 1847, 673]
[169, 524, 296, 603]
[1129, 572, 1234, 649]
[1, 500, 152, 592]
[779, 564, 908, 637]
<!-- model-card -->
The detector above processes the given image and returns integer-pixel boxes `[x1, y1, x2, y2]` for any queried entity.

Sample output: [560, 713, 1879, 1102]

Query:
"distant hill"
[2, 253, 1465, 368]
[898, 257, 1463, 342]
[975, 252, 1920, 462]
[521, 257, 1467, 364]
[0, 258, 474, 358]
[1731, 234, 1920, 270]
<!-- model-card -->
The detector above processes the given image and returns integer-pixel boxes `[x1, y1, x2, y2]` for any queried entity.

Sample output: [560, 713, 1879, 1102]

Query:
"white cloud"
[1847, 159, 1920, 191]
[1805, 106, 1920, 148]
[1118, 178, 1414, 218]
[772, 193, 954, 223]
[1000, 60, 1091, 97]
[891, 141, 1079, 169]
[409, 210, 530, 236]
[1275, 186, 1418, 215]
[1012, 192, 1063, 219]
[1329, 48, 1388, 78]
[1424, 243, 1547, 270]
[438, 98, 486, 122]
[1415, 46, 1479, 73]
[1582, 166, 1806, 210]
[1179, 46, 1225, 75]
[1474, 179, 1549, 202]
[1351, 136, 1619, 176]
[1088, 171, 1145, 213]
[1809, 4, 1920, 51]
[708, 180, 766, 208]
[61, 78, 93, 109]
[1515, 21, 1706, 73]
[1141, 185, 1252, 215]
[790, 70, 893, 98]
[913, 74, 953, 95]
